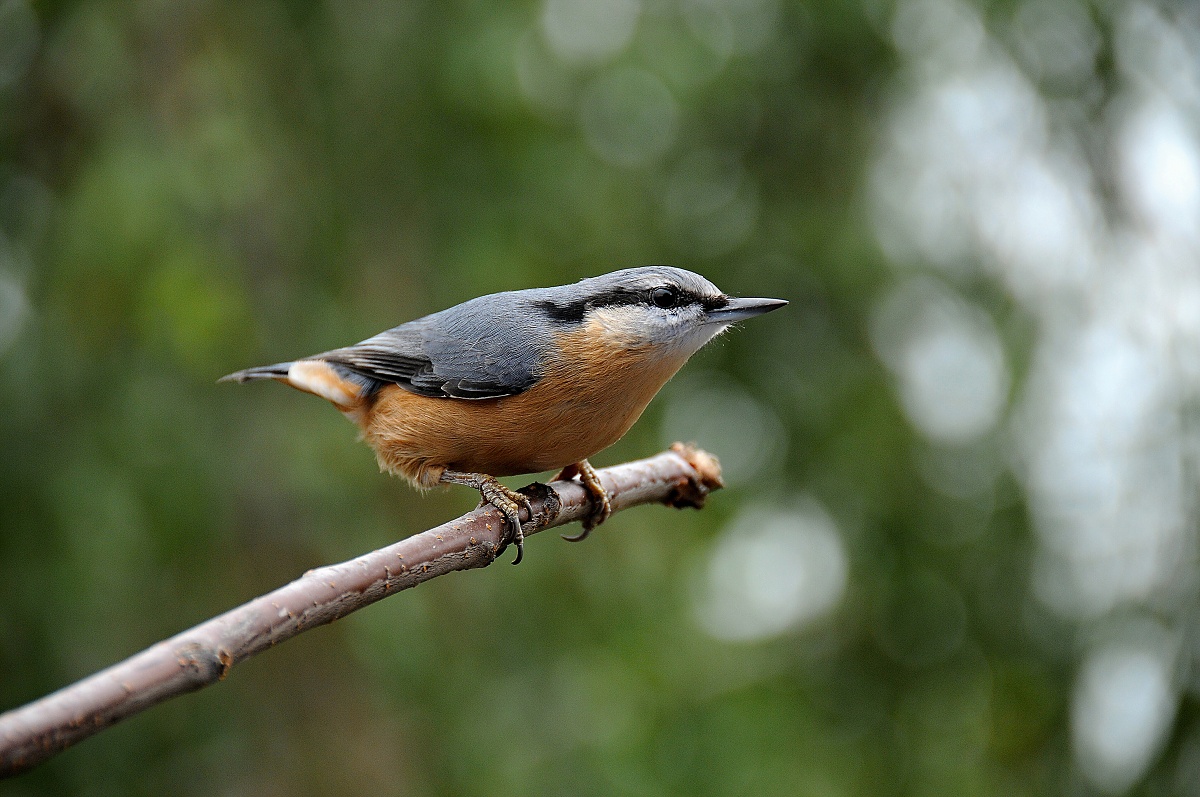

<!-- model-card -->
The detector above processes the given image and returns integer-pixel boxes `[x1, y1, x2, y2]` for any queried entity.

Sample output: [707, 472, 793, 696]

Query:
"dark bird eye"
[650, 287, 678, 309]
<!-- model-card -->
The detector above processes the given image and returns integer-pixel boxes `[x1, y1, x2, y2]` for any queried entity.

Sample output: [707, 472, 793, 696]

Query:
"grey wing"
[317, 294, 551, 400]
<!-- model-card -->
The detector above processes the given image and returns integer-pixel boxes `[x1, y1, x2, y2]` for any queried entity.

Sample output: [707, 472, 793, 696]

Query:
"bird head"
[534, 266, 787, 356]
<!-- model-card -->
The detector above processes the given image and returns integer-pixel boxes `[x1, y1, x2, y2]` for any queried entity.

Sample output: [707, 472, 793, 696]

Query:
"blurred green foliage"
[1, 0, 1194, 795]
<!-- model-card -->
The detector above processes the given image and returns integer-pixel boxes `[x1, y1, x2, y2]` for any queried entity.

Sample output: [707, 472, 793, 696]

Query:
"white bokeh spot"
[695, 500, 848, 643]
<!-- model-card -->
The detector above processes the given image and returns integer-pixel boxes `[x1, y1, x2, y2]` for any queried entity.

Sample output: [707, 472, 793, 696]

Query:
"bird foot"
[439, 470, 543, 564]
[554, 459, 611, 542]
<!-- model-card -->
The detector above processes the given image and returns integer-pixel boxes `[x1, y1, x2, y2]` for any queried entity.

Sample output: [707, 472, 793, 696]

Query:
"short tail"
[218, 362, 295, 383]
[219, 359, 372, 409]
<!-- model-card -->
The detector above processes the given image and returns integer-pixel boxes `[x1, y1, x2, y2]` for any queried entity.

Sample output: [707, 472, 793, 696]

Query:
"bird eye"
[650, 287, 678, 309]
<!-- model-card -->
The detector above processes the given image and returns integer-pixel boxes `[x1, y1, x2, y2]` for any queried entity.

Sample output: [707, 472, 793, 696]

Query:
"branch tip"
[665, 442, 723, 508]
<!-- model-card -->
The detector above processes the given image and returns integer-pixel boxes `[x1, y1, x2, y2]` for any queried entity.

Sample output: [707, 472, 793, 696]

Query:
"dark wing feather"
[327, 346, 429, 384]
[316, 292, 552, 400]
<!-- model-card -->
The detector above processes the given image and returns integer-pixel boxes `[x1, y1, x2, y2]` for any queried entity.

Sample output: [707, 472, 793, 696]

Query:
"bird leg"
[439, 470, 536, 565]
[554, 459, 611, 542]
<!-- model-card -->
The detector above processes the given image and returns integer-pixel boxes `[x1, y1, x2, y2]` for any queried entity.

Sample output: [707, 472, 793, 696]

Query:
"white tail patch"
[287, 360, 362, 407]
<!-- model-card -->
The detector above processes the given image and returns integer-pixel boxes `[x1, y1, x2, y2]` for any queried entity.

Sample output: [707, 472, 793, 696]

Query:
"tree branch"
[0, 444, 723, 777]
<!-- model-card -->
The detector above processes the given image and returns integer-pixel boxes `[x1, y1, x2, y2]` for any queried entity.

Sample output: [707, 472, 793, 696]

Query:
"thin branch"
[0, 444, 723, 777]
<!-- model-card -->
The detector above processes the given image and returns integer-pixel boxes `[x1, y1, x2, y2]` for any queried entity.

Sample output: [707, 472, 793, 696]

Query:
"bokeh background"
[2, 0, 1200, 794]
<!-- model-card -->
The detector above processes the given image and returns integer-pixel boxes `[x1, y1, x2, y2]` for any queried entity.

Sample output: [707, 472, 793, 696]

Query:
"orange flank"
[357, 312, 694, 488]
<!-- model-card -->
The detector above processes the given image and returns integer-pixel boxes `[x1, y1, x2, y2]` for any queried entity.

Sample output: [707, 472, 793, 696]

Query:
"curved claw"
[561, 527, 590, 543]
[439, 470, 531, 564]
[559, 459, 611, 543]
[499, 489, 533, 565]
[488, 490, 529, 565]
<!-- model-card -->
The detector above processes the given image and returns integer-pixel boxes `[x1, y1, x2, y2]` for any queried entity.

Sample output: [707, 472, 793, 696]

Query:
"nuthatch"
[222, 266, 786, 563]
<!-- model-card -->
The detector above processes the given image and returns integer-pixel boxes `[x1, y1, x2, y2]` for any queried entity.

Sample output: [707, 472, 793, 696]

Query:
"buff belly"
[358, 323, 695, 487]
[360, 365, 665, 487]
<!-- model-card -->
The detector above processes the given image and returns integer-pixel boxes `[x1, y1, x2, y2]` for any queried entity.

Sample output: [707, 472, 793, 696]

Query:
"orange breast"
[357, 318, 693, 487]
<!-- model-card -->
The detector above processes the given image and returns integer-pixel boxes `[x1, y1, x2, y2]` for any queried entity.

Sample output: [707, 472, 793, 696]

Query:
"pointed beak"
[704, 296, 788, 324]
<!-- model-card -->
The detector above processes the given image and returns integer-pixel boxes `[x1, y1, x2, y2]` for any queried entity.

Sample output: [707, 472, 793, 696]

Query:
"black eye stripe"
[535, 286, 724, 324]
[534, 299, 588, 324]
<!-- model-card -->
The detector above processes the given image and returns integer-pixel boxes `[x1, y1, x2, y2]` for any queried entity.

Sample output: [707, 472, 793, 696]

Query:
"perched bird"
[222, 266, 786, 563]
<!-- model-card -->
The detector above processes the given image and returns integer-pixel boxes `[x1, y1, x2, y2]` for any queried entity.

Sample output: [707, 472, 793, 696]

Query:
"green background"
[3, 0, 1199, 794]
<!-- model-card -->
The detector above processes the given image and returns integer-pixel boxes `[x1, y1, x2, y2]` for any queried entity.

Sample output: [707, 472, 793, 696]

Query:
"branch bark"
[0, 444, 723, 777]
